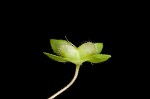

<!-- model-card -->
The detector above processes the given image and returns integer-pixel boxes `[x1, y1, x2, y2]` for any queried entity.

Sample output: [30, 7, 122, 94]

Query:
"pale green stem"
[48, 65, 80, 99]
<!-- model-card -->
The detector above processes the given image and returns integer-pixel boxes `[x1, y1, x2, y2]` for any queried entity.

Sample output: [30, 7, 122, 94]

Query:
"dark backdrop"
[7, 23, 143, 99]
[3, 2, 147, 99]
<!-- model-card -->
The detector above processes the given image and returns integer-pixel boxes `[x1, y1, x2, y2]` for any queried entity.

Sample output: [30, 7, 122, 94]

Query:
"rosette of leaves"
[43, 39, 111, 99]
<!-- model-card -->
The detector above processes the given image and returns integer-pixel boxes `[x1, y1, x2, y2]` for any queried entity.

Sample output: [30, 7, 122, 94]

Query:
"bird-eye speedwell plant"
[43, 38, 111, 99]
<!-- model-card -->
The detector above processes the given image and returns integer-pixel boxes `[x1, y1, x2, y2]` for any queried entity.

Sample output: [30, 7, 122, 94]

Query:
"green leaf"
[59, 44, 79, 60]
[87, 54, 111, 63]
[43, 52, 67, 62]
[77, 42, 96, 59]
[50, 39, 72, 55]
[94, 43, 103, 54]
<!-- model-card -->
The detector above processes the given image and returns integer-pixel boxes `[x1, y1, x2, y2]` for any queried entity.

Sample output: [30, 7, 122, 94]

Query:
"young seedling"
[43, 39, 111, 99]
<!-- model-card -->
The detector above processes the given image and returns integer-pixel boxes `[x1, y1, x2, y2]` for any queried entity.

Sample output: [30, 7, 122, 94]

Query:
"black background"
[2, 1, 149, 98]
[4, 8, 146, 98]
[7, 25, 143, 99]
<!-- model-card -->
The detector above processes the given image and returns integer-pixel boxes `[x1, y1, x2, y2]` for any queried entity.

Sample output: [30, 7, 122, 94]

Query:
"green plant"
[43, 39, 111, 99]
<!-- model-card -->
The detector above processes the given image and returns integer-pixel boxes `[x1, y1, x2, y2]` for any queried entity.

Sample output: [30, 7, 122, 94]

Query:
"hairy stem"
[48, 65, 80, 99]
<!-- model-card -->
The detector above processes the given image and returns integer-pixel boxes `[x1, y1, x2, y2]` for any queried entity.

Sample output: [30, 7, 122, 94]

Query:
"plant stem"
[48, 65, 80, 99]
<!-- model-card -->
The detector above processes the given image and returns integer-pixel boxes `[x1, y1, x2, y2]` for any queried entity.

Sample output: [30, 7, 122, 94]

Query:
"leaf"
[87, 54, 111, 63]
[94, 43, 103, 54]
[77, 42, 96, 59]
[50, 39, 72, 55]
[59, 44, 79, 60]
[43, 52, 67, 62]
